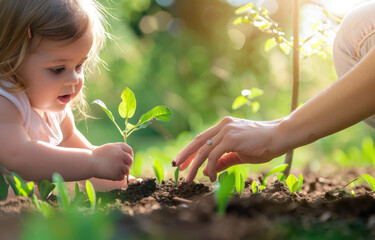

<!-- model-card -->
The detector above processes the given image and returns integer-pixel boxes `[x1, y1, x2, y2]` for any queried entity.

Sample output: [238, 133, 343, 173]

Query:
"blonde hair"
[0, 0, 108, 115]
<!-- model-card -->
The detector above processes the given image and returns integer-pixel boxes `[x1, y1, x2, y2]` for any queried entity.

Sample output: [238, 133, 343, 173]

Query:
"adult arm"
[174, 46, 375, 182]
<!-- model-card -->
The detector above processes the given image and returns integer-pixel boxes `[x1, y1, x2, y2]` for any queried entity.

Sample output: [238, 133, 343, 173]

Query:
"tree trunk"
[284, 0, 300, 176]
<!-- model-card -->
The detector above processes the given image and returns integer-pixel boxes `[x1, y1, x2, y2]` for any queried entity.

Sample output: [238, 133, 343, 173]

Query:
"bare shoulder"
[0, 95, 23, 124]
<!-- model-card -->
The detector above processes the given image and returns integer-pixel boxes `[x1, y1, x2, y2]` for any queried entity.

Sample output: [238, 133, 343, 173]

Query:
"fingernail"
[171, 160, 177, 167]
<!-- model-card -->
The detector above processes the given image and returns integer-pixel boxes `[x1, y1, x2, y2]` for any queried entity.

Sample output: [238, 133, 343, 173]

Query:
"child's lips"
[58, 94, 71, 104]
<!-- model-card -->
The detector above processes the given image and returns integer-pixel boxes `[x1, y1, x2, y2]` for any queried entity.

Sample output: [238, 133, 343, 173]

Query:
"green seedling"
[285, 174, 303, 195]
[227, 166, 247, 195]
[0, 172, 9, 200]
[232, 88, 264, 113]
[86, 180, 96, 210]
[6, 172, 34, 197]
[93, 87, 171, 143]
[71, 182, 88, 208]
[174, 166, 180, 187]
[251, 180, 259, 194]
[52, 173, 71, 210]
[276, 173, 287, 182]
[32, 194, 53, 218]
[362, 174, 375, 191]
[75, 182, 80, 196]
[153, 159, 164, 183]
[262, 164, 288, 186]
[37, 179, 55, 201]
[251, 180, 265, 194]
[297, 173, 303, 192]
[215, 171, 235, 216]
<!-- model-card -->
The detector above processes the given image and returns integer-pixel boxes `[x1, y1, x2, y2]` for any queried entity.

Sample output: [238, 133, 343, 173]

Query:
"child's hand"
[120, 175, 143, 189]
[91, 143, 133, 181]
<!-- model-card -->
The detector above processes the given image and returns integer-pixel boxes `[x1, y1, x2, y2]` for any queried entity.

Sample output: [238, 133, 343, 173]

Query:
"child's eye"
[50, 67, 65, 74]
[75, 64, 83, 72]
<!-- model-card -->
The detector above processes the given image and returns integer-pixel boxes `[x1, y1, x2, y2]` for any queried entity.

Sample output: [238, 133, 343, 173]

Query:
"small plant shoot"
[285, 174, 303, 195]
[174, 166, 180, 187]
[362, 174, 375, 191]
[262, 164, 288, 186]
[232, 88, 264, 113]
[0, 172, 9, 200]
[6, 172, 34, 197]
[251, 180, 259, 194]
[228, 166, 247, 195]
[215, 171, 235, 216]
[37, 179, 55, 201]
[86, 180, 96, 210]
[153, 159, 164, 183]
[52, 173, 71, 210]
[93, 87, 171, 143]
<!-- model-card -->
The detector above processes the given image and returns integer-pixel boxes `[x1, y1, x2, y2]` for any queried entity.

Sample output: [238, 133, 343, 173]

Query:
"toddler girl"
[0, 0, 134, 193]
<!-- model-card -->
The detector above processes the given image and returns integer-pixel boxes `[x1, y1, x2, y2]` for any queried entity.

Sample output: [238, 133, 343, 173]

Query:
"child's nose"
[65, 72, 81, 85]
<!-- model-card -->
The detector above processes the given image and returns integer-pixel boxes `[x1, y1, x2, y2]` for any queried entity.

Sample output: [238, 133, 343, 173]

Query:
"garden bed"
[1, 168, 375, 239]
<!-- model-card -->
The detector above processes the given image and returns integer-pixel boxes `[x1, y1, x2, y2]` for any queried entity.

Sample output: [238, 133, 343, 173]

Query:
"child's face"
[17, 33, 93, 113]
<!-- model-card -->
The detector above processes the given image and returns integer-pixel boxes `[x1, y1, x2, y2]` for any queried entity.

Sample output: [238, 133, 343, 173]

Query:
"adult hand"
[172, 117, 284, 182]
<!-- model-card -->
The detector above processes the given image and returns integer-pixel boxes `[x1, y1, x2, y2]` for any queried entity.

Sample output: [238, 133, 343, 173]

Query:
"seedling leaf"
[286, 174, 299, 194]
[0, 172, 9, 200]
[235, 172, 245, 195]
[263, 164, 288, 185]
[86, 180, 96, 210]
[92, 100, 122, 135]
[52, 173, 71, 210]
[6, 176, 18, 196]
[12, 172, 33, 197]
[362, 174, 375, 191]
[153, 159, 164, 183]
[215, 171, 235, 216]
[235, 3, 255, 15]
[119, 87, 136, 119]
[75, 182, 80, 196]
[174, 166, 180, 187]
[251, 180, 259, 194]
[37, 179, 55, 201]
[232, 96, 247, 110]
[276, 173, 286, 182]
[297, 174, 304, 192]
[264, 38, 277, 52]
[136, 106, 172, 126]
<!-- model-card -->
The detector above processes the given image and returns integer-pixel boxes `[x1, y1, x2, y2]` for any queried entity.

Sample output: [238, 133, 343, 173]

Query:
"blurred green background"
[76, 0, 375, 179]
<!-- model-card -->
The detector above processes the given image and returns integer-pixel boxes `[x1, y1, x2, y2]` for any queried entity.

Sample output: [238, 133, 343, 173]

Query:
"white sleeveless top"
[0, 86, 68, 145]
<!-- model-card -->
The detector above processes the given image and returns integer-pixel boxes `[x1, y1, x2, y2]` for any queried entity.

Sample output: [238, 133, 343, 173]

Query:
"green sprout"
[93, 87, 171, 143]
[362, 174, 375, 191]
[86, 180, 96, 210]
[174, 166, 180, 187]
[6, 172, 34, 197]
[37, 179, 55, 201]
[232, 88, 264, 113]
[153, 159, 164, 183]
[32, 194, 53, 218]
[0, 172, 9, 200]
[251, 180, 259, 194]
[285, 174, 303, 195]
[215, 171, 235, 216]
[233, 166, 247, 196]
[52, 173, 71, 210]
[262, 164, 288, 186]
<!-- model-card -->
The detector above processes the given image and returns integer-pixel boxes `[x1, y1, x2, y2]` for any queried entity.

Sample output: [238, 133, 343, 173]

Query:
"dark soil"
[2, 168, 375, 239]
